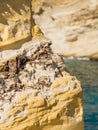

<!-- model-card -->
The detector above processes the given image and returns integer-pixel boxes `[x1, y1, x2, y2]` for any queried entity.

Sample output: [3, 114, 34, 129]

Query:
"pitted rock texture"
[0, 0, 31, 48]
[0, 40, 84, 130]
[0, 0, 84, 130]
[0, 41, 63, 101]
[33, 0, 98, 60]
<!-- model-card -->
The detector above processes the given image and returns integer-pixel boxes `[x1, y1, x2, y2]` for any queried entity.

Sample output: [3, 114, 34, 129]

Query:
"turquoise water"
[84, 86, 98, 130]
[64, 59, 98, 130]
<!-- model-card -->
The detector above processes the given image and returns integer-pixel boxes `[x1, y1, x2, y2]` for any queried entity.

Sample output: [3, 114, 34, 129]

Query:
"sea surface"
[64, 59, 98, 130]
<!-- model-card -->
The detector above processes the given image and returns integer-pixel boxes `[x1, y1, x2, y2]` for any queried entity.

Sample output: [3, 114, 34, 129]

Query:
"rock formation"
[33, 0, 98, 60]
[0, 0, 84, 130]
[0, 0, 32, 48]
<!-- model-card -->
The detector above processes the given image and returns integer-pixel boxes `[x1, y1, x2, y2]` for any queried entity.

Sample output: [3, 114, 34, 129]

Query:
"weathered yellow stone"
[0, 1, 84, 130]
[0, 0, 31, 48]
[33, 0, 98, 59]
[0, 75, 84, 130]
[32, 25, 43, 37]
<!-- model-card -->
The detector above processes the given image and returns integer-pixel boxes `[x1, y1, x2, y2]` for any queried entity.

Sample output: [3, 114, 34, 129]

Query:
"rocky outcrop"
[33, 0, 98, 60]
[0, 0, 84, 130]
[0, 40, 84, 130]
[0, 0, 33, 48]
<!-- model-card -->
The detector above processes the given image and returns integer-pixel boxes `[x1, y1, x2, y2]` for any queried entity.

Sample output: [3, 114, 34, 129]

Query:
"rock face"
[33, 0, 98, 60]
[0, 0, 84, 130]
[0, 40, 84, 130]
[0, 0, 32, 48]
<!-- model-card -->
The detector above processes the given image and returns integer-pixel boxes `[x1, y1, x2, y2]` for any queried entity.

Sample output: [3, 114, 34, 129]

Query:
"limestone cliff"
[33, 0, 98, 60]
[0, 0, 33, 48]
[0, 0, 84, 130]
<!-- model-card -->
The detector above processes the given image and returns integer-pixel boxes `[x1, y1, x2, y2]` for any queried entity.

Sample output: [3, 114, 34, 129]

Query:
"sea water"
[64, 59, 98, 130]
[84, 86, 98, 130]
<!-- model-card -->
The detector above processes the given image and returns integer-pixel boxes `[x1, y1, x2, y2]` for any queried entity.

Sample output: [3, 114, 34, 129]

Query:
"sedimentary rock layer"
[33, 0, 98, 60]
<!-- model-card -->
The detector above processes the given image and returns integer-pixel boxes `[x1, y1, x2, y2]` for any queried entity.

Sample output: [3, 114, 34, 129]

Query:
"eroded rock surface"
[0, 40, 84, 130]
[0, 0, 32, 48]
[0, 0, 84, 130]
[33, 0, 98, 60]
